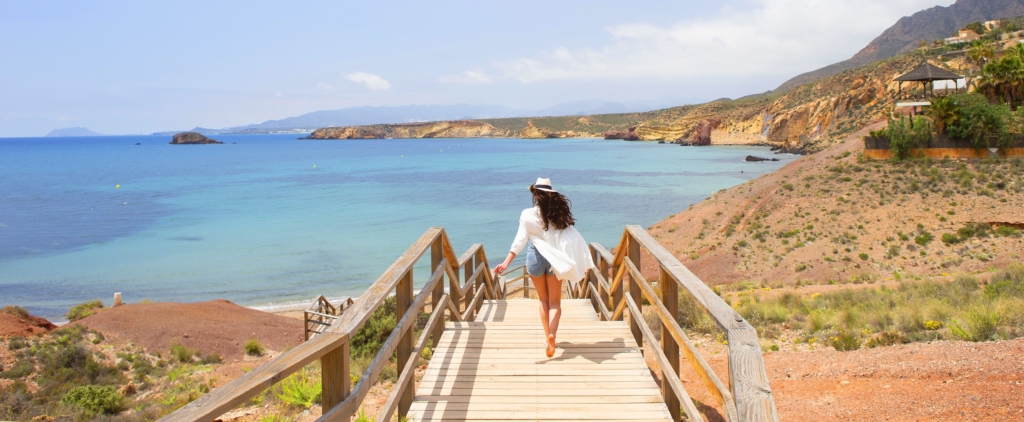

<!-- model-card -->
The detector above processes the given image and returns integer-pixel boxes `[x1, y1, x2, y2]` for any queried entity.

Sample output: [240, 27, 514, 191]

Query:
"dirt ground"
[0, 311, 56, 337]
[73, 299, 304, 360]
[641, 335, 1024, 421]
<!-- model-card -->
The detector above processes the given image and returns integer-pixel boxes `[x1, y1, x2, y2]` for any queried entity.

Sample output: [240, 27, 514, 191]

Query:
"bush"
[995, 225, 1022, 237]
[829, 330, 861, 351]
[350, 296, 397, 359]
[170, 344, 200, 363]
[866, 331, 907, 348]
[7, 337, 29, 350]
[985, 264, 1024, 299]
[66, 300, 103, 321]
[0, 360, 34, 379]
[941, 233, 962, 244]
[950, 308, 1001, 341]
[245, 339, 265, 356]
[1, 306, 29, 318]
[272, 367, 322, 407]
[884, 116, 932, 160]
[201, 354, 223, 365]
[914, 231, 934, 246]
[858, 253, 869, 261]
[947, 93, 1013, 149]
[61, 385, 123, 415]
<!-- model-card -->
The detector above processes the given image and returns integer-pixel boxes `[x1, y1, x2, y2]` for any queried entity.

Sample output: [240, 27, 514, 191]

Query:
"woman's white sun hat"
[532, 177, 557, 192]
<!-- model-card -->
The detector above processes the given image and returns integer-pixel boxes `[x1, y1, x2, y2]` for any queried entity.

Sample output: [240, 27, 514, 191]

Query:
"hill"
[775, 0, 1024, 92]
[45, 127, 103, 137]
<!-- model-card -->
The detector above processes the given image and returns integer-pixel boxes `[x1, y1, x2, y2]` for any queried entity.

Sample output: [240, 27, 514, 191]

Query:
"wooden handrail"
[624, 259, 738, 421]
[624, 293, 703, 422]
[163, 227, 502, 422]
[588, 225, 779, 422]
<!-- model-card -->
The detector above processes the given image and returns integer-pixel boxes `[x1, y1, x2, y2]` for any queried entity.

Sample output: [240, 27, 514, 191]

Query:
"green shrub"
[350, 296, 397, 359]
[7, 337, 29, 350]
[941, 233, 962, 244]
[950, 308, 1001, 341]
[914, 231, 933, 246]
[201, 354, 223, 365]
[244, 339, 265, 356]
[66, 300, 103, 321]
[0, 360, 34, 379]
[170, 344, 200, 363]
[858, 253, 869, 261]
[61, 385, 123, 415]
[272, 367, 322, 407]
[829, 330, 861, 351]
[885, 115, 932, 160]
[995, 225, 1022, 237]
[985, 264, 1024, 299]
[947, 93, 1014, 149]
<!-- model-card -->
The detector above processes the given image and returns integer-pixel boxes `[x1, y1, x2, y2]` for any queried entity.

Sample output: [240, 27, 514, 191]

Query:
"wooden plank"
[418, 374, 658, 383]
[416, 381, 662, 390]
[319, 341, 349, 411]
[659, 265, 681, 422]
[406, 409, 671, 420]
[412, 395, 664, 403]
[395, 270, 415, 418]
[627, 236, 643, 351]
[430, 240, 446, 349]
[625, 225, 778, 422]
[409, 402, 670, 412]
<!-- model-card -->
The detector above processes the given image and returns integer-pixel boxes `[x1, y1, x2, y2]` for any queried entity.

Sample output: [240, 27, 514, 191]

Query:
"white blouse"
[510, 206, 595, 282]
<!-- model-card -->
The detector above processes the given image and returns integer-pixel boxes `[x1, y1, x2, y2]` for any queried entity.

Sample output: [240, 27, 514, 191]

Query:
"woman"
[494, 178, 595, 357]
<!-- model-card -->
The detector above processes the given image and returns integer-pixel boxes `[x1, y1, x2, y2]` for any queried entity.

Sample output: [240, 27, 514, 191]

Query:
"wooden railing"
[162, 227, 503, 422]
[304, 296, 355, 341]
[583, 226, 779, 422]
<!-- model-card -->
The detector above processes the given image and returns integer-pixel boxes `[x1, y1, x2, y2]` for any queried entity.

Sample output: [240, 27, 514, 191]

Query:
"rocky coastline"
[170, 131, 222, 144]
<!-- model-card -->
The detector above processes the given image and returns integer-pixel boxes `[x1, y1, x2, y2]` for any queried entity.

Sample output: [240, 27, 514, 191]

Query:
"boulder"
[170, 132, 222, 144]
[745, 155, 780, 162]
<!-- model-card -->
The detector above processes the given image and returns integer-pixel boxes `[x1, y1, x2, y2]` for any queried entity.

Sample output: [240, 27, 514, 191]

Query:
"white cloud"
[316, 82, 336, 92]
[274, 91, 285, 98]
[343, 72, 391, 91]
[438, 70, 495, 84]
[484, 0, 950, 83]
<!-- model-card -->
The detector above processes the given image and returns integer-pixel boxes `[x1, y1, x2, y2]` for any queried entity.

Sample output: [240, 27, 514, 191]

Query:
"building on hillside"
[944, 29, 980, 44]
[984, 20, 1001, 31]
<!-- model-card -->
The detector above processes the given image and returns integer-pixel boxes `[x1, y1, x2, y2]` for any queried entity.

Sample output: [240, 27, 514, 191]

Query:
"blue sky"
[0, 0, 952, 136]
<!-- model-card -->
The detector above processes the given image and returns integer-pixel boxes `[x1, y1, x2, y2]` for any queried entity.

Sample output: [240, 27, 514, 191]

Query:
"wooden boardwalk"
[409, 299, 673, 422]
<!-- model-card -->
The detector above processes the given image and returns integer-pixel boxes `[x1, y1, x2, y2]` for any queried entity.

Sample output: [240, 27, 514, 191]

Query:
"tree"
[886, 116, 932, 160]
[927, 96, 956, 134]
[964, 21, 987, 35]
[966, 41, 995, 90]
[947, 93, 1013, 148]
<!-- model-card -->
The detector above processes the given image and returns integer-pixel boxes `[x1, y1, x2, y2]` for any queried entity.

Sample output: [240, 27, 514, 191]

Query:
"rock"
[170, 132, 222, 145]
[604, 126, 639, 141]
[745, 155, 780, 162]
[690, 119, 721, 146]
[658, 140, 665, 144]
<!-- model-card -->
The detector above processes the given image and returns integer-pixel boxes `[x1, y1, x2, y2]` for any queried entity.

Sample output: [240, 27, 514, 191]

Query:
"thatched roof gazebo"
[895, 63, 964, 98]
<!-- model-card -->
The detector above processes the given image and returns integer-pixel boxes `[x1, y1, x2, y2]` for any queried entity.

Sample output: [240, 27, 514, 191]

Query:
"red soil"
[0, 312, 57, 337]
[73, 300, 303, 360]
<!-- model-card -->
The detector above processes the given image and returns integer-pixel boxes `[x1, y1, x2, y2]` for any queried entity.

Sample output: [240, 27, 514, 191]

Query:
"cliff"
[305, 120, 509, 139]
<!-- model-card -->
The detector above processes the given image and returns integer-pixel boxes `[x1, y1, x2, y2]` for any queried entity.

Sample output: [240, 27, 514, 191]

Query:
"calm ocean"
[0, 135, 795, 319]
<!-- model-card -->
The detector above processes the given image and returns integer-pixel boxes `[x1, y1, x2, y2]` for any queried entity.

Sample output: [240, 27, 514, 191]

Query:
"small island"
[170, 132, 222, 144]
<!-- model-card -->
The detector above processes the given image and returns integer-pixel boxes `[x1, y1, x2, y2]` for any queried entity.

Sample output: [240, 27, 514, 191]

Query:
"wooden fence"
[304, 296, 355, 341]
[161, 227, 504, 422]
[584, 225, 780, 422]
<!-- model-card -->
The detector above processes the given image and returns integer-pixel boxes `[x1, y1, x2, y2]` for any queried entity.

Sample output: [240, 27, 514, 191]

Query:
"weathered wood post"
[320, 341, 350, 411]
[475, 248, 486, 311]
[430, 237, 444, 347]
[395, 270, 414, 417]
[464, 255, 475, 319]
[611, 251, 623, 320]
[627, 235, 642, 347]
[660, 266, 681, 422]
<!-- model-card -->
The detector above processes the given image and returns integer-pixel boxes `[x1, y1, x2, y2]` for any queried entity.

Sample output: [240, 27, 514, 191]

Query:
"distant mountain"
[776, 0, 1024, 92]
[45, 127, 103, 137]
[151, 98, 709, 135]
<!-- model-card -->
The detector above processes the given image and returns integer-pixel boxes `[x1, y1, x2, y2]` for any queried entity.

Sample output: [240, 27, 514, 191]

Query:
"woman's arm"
[494, 251, 516, 274]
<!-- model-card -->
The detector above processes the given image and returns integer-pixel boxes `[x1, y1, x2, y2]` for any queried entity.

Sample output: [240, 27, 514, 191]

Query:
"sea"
[0, 135, 796, 320]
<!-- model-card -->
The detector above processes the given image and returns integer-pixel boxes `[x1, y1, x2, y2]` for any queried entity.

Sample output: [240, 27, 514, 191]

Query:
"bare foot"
[546, 334, 556, 357]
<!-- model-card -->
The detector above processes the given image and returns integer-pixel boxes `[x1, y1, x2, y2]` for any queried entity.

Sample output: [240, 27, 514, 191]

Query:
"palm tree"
[966, 41, 995, 90]
[926, 96, 956, 134]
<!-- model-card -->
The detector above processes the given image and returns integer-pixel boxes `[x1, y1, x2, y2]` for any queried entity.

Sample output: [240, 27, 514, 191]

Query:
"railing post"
[523, 267, 530, 298]
[627, 235, 642, 349]
[396, 270, 415, 417]
[320, 341, 350, 411]
[611, 256, 623, 320]
[475, 249, 486, 311]
[430, 238, 445, 348]
[660, 265, 681, 422]
[464, 256, 475, 320]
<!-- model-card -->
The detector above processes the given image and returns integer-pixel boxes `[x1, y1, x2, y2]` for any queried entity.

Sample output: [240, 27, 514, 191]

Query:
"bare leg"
[532, 275, 551, 340]
[546, 274, 562, 346]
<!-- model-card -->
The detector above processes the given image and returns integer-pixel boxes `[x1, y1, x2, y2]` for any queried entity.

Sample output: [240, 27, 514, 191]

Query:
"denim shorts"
[526, 243, 554, 276]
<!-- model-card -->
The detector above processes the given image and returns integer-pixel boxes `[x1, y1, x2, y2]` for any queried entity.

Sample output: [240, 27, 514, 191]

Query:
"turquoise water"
[0, 135, 795, 319]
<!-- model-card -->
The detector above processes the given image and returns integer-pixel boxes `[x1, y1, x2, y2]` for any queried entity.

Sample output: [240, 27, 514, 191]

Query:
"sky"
[0, 0, 955, 137]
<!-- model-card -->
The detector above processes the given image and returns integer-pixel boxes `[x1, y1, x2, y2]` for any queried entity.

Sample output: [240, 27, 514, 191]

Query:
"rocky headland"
[170, 131, 222, 144]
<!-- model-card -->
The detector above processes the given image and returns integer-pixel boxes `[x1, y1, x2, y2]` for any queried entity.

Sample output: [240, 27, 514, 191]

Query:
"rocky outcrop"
[170, 132, 222, 144]
[691, 119, 722, 146]
[306, 120, 504, 139]
[604, 126, 639, 140]
[745, 155, 780, 162]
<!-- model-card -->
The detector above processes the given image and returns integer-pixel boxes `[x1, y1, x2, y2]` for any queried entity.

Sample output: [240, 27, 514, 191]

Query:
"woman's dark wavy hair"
[530, 184, 575, 231]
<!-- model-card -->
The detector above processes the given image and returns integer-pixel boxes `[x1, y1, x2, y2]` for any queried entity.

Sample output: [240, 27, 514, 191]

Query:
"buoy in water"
[115, 184, 120, 189]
